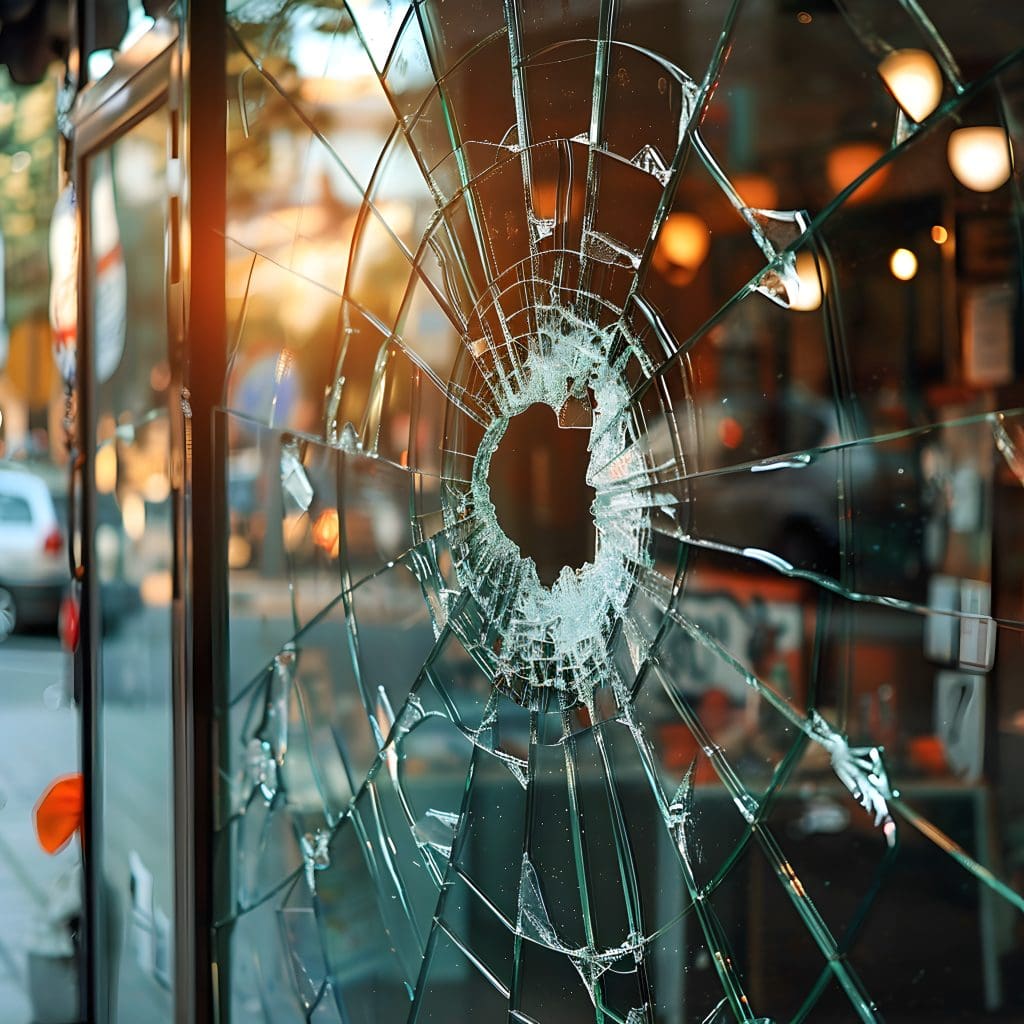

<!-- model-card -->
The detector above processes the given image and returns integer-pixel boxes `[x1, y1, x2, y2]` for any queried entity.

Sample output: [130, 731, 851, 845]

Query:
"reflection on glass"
[947, 126, 1013, 192]
[218, 3, 1024, 1022]
[89, 108, 173, 1021]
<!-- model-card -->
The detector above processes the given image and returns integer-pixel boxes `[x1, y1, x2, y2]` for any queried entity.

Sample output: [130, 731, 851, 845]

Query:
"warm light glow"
[947, 126, 1012, 192]
[826, 141, 890, 202]
[143, 472, 170, 504]
[227, 535, 252, 569]
[930, 225, 948, 244]
[280, 280, 332, 335]
[658, 213, 711, 274]
[312, 509, 341, 558]
[877, 49, 943, 123]
[732, 173, 780, 212]
[889, 248, 918, 281]
[790, 251, 824, 311]
[283, 511, 307, 553]
[97, 414, 117, 441]
[95, 444, 117, 494]
[150, 361, 171, 391]
[530, 180, 559, 221]
[140, 571, 173, 607]
[298, 73, 381, 107]
[121, 492, 146, 541]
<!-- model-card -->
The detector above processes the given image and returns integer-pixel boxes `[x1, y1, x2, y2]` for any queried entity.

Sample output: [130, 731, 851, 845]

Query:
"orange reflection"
[312, 508, 341, 558]
[654, 212, 711, 286]
[732, 172, 779, 212]
[825, 141, 890, 202]
[35, 775, 83, 854]
[718, 416, 744, 450]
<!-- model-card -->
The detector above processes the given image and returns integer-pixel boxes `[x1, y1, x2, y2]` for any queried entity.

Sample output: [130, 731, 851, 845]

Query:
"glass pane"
[88, 107, 174, 1022]
[0, 66, 76, 1024]
[219, 3, 1024, 1022]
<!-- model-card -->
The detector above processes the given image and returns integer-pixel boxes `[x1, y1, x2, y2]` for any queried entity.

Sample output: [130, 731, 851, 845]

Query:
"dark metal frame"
[176, 4, 227, 1022]
[70, 5, 225, 1022]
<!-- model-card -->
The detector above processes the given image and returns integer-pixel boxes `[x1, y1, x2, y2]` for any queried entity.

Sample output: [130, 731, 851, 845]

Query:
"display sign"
[48, 153, 127, 385]
[48, 182, 78, 383]
[90, 151, 127, 384]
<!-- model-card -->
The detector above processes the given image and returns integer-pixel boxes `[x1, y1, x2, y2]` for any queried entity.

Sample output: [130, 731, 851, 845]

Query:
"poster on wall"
[963, 281, 1014, 388]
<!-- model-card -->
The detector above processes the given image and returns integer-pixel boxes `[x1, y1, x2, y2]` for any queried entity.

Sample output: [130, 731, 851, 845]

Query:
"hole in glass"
[487, 402, 596, 587]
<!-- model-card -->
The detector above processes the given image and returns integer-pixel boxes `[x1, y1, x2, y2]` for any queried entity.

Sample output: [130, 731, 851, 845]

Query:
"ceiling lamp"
[877, 49, 943, 123]
[947, 126, 1012, 192]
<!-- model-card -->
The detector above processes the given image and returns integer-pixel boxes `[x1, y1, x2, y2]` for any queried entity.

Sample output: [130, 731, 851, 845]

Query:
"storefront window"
[87, 106, 175, 1021]
[217, 3, 1024, 1021]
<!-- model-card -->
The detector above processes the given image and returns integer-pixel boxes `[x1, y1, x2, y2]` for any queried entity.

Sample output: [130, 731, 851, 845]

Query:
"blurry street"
[0, 609, 175, 1024]
[0, 635, 78, 1024]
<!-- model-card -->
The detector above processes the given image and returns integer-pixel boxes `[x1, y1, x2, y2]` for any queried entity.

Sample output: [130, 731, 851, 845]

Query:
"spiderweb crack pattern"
[218, 1, 1024, 1020]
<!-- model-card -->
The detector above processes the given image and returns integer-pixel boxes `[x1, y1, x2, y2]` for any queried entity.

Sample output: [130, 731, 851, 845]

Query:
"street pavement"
[0, 614, 175, 1024]
[0, 635, 78, 1024]
[0, 589, 326, 1024]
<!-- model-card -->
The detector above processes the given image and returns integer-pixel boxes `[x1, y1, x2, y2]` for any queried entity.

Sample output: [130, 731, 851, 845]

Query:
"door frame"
[69, 7, 225, 1021]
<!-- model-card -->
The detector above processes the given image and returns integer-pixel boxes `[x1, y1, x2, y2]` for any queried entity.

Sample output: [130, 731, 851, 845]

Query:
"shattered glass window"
[216, 2, 1024, 1021]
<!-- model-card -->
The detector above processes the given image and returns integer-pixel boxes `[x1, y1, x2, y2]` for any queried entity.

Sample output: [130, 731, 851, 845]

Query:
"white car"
[0, 465, 67, 635]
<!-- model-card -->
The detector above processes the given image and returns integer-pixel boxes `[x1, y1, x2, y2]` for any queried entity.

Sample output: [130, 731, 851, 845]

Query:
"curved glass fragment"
[218, 2, 1024, 1022]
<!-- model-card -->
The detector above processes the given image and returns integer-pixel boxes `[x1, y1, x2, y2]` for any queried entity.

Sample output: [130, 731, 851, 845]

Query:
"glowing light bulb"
[889, 248, 918, 281]
[878, 49, 943, 123]
[789, 251, 824, 311]
[312, 509, 341, 558]
[95, 444, 117, 494]
[947, 126, 1012, 192]
[930, 225, 948, 244]
[140, 571, 173, 606]
[658, 213, 711, 274]
[121, 492, 146, 541]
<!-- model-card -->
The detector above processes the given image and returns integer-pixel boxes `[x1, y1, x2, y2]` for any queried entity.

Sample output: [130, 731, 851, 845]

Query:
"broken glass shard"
[218, 2, 1024, 1021]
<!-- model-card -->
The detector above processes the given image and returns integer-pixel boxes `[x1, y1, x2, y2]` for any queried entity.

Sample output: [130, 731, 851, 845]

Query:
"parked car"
[0, 464, 67, 634]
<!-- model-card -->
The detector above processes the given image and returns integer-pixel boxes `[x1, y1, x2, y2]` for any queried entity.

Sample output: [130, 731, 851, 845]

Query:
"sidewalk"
[0, 641, 78, 1024]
